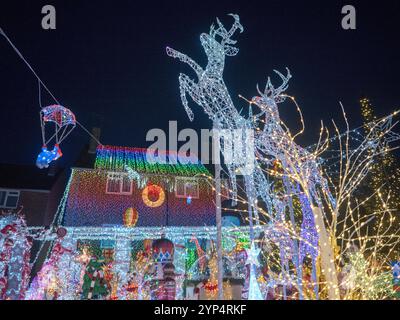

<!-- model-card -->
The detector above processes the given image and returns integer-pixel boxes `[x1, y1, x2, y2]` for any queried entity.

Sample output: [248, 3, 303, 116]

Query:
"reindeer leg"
[226, 164, 238, 206]
[167, 47, 204, 78]
[178, 73, 201, 122]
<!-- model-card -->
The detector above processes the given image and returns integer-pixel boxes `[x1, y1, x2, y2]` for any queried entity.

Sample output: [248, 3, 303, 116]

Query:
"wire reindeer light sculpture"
[166, 14, 275, 225]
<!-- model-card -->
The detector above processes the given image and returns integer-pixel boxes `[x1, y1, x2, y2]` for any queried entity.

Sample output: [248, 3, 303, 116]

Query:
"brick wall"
[18, 190, 50, 226]
[44, 170, 69, 226]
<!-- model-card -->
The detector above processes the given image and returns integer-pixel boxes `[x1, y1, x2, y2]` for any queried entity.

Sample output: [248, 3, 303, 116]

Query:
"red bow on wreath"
[147, 184, 160, 199]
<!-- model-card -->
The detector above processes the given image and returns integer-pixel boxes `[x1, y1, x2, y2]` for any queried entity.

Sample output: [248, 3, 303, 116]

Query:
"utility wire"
[0, 27, 60, 105]
[0, 26, 103, 146]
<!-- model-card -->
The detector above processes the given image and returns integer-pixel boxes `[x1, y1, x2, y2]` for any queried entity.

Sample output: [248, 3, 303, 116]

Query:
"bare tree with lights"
[167, 13, 400, 300]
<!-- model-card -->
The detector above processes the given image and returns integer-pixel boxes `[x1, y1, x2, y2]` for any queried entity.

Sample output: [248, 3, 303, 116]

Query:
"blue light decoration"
[298, 191, 319, 263]
[36, 144, 62, 169]
[186, 196, 192, 205]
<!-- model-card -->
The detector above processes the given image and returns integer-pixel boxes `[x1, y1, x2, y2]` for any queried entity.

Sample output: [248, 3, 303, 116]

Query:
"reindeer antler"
[210, 13, 243, 45]
[258, 68, 292, 103]
[226, 14, 244, 40]
[273, 68, 292, 95]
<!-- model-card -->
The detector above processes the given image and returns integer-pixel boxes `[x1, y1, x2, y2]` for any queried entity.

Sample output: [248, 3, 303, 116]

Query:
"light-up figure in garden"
[250, 69, 335, 206]
[248, 71, 340, 299]
[167, 14, 275, 228]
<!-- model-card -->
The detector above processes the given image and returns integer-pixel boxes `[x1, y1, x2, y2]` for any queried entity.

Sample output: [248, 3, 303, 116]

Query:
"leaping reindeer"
[167, 14, 275, 217]
[166, 14, 243, 123]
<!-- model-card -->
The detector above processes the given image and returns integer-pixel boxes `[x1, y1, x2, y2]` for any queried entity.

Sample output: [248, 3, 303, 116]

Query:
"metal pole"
[213, 121, 224, 300]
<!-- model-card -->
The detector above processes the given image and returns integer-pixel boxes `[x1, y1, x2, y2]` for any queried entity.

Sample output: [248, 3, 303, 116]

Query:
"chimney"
[88, 127, 101, 154]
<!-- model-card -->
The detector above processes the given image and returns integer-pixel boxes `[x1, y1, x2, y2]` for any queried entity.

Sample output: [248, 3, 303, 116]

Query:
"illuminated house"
[46, 145, 248, 300]
[63, 145, 215, 227]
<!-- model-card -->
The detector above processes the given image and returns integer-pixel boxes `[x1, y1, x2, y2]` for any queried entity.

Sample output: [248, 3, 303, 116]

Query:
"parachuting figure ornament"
[36, 105, 76, 169]
[0, 28, 79, 170]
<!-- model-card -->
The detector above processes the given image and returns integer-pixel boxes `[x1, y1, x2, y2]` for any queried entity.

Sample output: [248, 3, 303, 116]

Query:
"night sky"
[1, 0, 399, 167]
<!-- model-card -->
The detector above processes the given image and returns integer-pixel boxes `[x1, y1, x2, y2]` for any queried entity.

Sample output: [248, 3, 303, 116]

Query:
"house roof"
[0, 163, 64, 191]
[94, 145, 211, 177]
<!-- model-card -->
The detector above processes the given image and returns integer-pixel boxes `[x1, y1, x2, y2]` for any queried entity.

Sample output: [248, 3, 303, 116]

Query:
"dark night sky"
[1, 0, 399, 167]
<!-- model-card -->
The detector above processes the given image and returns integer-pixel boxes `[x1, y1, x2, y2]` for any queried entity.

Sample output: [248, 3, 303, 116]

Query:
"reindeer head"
[200, 14, 244, 58]
[252, 68, 292, 114]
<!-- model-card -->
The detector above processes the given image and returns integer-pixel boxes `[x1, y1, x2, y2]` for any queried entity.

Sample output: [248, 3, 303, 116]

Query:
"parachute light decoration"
[36, 105, 76, 169]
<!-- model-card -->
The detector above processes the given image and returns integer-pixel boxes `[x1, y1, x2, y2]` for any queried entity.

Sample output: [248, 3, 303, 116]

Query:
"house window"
[0, 190, 20, 209]
[106, 173, 132, 195]
[175, 177, 199, 199]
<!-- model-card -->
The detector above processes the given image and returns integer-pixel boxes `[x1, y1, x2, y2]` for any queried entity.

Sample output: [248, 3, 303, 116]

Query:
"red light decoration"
[123, 208, 139, 227]
[142, 184, 165, 208]
[204, 280, 218, 295]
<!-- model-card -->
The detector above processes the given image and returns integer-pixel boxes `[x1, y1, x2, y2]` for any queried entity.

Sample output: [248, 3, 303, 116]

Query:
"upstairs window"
[175, 177, 199, 199]
[106, 173, 132, 195]
[0, 190, 20, 209]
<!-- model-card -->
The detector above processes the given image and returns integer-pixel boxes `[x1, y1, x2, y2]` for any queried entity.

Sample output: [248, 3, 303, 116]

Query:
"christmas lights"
[167, 13, 275, 215]
[142, 184, 165, 208]
[4, 13, 400, 301]
[0, 213, 32, 300]
[62, 167, 216, 227]
[36, 105, 76, 169]
[95, 145, 210, 177]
